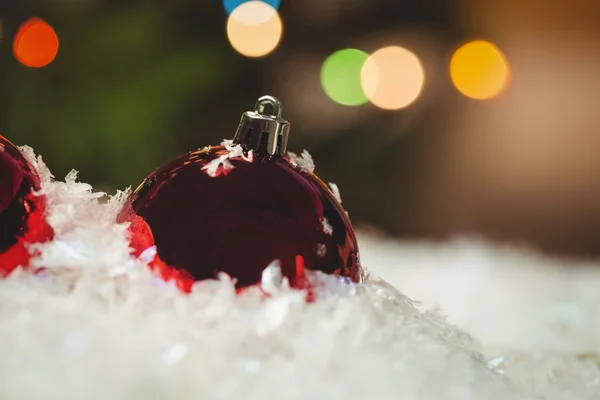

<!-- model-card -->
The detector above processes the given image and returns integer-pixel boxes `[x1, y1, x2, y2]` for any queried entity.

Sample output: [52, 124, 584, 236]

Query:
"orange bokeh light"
[450, 40, 510, 100]
[13, 18, 59, 68]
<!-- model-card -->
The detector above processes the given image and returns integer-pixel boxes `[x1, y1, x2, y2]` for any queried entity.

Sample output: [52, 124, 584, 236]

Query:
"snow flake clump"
[328, 182, 342, 204]
[288, 149, 315, 173]
[202, 140, 253, 177]
[316, 243, 327, 257]
[321, 217, 333, 236]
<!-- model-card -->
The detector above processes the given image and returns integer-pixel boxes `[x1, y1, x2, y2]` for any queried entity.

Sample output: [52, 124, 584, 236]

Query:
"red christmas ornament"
[126, 214, 195, 293]
[0, 134, 53, 275]
[118, 96, 361, 290]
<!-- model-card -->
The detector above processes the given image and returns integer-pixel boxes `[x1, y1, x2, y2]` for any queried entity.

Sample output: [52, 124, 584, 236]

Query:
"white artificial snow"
[321, 217, 333, 236]
[358, 232, 600, 355]
[0, 147, 597, 399]
[316, 243, 327, 257]
[202, 141, 253, 177]
[223, 141, 253, 163]
[260, 260, 289, 296]
[328, 182, 342, 204]
[202, 155, 235, 177]
[287, 150, 315, 173]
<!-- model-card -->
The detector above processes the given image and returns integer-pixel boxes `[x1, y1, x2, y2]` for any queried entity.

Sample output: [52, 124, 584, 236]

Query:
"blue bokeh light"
[223, 0, 281, 15]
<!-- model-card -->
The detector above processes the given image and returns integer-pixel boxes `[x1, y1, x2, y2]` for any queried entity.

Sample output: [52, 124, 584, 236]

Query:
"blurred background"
[1, 0, 599, 258]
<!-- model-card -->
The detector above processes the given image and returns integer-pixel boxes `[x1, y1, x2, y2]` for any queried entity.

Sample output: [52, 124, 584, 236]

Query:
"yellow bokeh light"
[450, 40, 510, 100]
[226, 1, 282, 58]
[361, 46, 425, 110]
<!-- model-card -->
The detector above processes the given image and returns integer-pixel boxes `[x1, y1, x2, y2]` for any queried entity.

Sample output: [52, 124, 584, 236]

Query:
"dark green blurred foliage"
[1, 2, 242, 188]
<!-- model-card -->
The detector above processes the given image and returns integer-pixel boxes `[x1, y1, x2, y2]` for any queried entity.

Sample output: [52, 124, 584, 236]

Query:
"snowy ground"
[0, 148, 598, 399]
[359, 231, 600, 354]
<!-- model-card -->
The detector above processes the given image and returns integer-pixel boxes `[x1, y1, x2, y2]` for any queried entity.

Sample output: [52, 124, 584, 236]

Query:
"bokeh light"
[226, 1, 282, 58]
[13, 17, 59, 68]
[321, 49, 369, 106]
[361, 46, 425, 110]
[450, 40, 510, 100]
[223, 0, 280, 15]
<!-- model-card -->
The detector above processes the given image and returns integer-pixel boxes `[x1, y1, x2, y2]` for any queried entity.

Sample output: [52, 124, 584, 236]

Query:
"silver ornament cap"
[232, 95, 291, 156]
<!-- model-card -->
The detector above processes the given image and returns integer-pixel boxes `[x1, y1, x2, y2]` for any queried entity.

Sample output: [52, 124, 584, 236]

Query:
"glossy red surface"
[0, 135, 53, 274]
[118, 146, 360, 288]
[0, 135, 40, 252]
[127, 214, 195, 293]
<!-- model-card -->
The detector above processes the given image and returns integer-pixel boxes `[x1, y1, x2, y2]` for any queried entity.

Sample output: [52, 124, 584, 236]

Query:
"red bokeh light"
[13, 17, 59, 68]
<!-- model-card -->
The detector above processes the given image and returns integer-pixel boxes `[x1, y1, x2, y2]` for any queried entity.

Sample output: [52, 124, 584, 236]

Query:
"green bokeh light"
[320, 49, 369, 106]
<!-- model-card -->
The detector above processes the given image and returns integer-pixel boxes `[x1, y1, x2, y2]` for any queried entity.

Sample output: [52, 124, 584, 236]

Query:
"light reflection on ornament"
[227, 1, 282, 58]
[295, 254, 305, 278]
[361, 46, 425, 110]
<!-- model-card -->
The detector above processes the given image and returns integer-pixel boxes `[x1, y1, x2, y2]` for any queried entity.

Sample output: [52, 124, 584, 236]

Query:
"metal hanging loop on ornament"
[233, 95, 291, 156]
[255, 95, 282, 118]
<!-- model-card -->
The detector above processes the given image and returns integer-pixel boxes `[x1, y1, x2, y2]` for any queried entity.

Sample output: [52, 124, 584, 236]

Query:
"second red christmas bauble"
[0, 134, 53, 274]
[118, 96, 361, 289]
